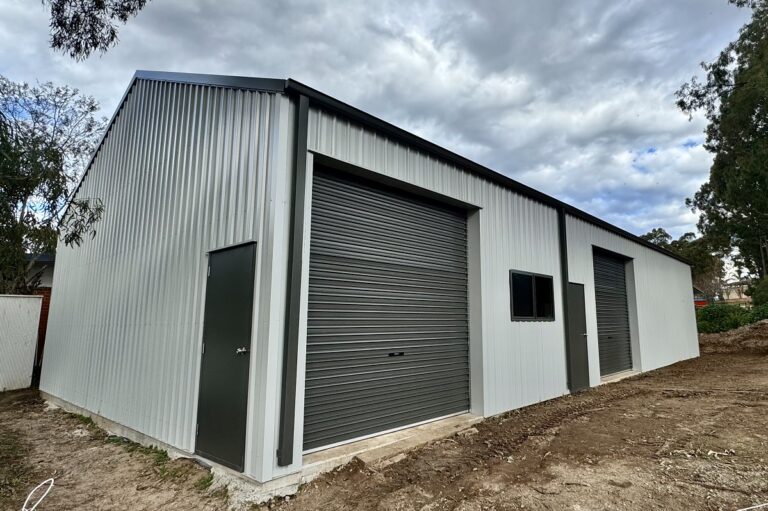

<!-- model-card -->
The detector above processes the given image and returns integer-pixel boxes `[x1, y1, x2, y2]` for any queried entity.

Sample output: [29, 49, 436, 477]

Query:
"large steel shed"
[41, 71, 699, 485]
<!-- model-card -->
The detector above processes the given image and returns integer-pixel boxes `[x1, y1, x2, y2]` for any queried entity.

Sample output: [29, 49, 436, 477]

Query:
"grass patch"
[106, 436, 169, 465]
[69, 412, 107, 439]
[73, 413, 97, 428]
[105, 435, 195, 481]
[0, 425, 34, 508]
[194, 473, 214, 491]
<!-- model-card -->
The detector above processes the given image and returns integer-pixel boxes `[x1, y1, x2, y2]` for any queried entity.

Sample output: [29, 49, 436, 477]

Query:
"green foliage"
[677, 1, 768, 278]
[105, 435, 195, 480]
[73, 414, 97, 428]
[747, 278, 768, 306]
[195, 473, 214, 491]
[46, 0, 149, 60]
[640, 227, 673, 246]
[0, 76, 106, 293]
[696, 304, 750, 333]
[749, 303, 768, 323]
[106, 435, 167, 463]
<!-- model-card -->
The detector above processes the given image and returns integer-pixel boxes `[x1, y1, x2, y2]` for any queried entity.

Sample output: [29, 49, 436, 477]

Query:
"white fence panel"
[0, 295, 42, 391]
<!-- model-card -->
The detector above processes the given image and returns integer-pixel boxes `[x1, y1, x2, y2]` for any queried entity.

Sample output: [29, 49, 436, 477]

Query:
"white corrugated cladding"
[0, 295, 42, 391]
[305, 107, 569, 418]
[41, 79, 294, 479]
[566, 215, 699, 385]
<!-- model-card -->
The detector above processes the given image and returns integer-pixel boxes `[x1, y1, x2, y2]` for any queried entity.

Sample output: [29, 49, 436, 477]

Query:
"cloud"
[0, 0, 751, 237]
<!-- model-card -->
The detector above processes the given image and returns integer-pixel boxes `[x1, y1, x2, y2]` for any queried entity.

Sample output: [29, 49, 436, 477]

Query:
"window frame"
[509, 269, 556, 322]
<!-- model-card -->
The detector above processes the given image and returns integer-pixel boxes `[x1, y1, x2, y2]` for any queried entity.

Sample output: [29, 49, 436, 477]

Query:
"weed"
[195, 473, 214, 491]
[107, 436, 169, 465]
[105, 435, 193, 481]
[73, 413, 96, 428]
[107, 435, 164, 460]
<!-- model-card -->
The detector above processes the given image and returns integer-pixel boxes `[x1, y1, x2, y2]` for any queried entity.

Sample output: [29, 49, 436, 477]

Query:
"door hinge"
[207, 265, 211, 277]
[196, 423, 199, 437]
[202, 342, 205, 355]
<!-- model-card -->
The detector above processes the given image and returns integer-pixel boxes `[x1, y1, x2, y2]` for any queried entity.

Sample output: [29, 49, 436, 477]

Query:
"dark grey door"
[195, 242, 256, 471]
[304, 169, 469, 451]
[566, 282, 590, 391]
[593, 251, 632, 376]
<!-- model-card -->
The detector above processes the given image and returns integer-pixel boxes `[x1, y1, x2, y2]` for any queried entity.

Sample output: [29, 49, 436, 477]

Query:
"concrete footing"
[600, 369, 639, 384]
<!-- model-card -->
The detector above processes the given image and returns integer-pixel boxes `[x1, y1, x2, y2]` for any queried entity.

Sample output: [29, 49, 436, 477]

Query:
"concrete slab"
[600, 369, 638, 384]
[302, 413, 482, 478]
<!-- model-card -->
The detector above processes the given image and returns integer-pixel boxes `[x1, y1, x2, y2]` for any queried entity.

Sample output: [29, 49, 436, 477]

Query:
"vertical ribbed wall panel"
[306, 108, 568, 417]
[41, 80, 289, 453]
[566, 216, 699, 385]
[0, 295, 42, 391]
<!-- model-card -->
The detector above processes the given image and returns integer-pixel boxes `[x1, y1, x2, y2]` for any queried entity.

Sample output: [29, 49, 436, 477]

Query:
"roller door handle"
[388, 352, 405, 357]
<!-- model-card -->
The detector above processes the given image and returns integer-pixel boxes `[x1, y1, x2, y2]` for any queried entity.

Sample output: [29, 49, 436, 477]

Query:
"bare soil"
[699, 319, 768, 355]
[0, 390, 227, 511]
[1, 326, 767, 510]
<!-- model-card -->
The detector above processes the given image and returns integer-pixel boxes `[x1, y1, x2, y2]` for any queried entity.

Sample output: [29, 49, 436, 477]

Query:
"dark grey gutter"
[276, 94, 310, 467]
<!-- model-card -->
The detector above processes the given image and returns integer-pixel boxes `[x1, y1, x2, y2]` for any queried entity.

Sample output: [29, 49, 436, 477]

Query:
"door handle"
[235, 347, 250, 355]
[581, 333, 588, 337]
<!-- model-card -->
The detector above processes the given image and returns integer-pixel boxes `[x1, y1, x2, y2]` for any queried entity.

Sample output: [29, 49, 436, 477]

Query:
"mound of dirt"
[699, 320, 768, 354]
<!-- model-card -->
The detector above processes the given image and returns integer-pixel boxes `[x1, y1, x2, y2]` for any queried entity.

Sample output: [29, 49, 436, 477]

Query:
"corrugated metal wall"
[566, 216, 699, 385]
[0, 295, 42, 391]
[41, 79, 293, 466]
[305, 108, 568, 418]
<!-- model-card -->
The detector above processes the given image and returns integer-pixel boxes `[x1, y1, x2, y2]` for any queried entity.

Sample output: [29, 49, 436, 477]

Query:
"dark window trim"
[509, 270, 556, 322]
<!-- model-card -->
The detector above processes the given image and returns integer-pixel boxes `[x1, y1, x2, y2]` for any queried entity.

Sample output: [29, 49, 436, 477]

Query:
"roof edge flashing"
[135, 70, 286, 93]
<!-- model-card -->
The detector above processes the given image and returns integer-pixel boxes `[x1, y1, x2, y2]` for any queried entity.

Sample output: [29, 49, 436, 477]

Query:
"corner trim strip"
[277, 94, 310, 466]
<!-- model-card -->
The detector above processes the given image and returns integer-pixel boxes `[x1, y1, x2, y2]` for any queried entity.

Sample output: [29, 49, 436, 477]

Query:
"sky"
[0, 0, 752, 237]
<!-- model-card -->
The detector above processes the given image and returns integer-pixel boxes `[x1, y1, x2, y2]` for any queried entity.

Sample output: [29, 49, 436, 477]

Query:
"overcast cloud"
[0, 0, 751, 236]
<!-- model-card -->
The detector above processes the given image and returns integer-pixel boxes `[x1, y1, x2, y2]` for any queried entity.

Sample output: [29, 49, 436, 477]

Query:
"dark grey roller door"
[593, 251, 632, 376]
[304, 168, 469, 451]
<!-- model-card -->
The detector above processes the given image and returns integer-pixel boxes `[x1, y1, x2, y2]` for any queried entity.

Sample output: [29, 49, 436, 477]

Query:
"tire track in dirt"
[298, 385, 653, 510]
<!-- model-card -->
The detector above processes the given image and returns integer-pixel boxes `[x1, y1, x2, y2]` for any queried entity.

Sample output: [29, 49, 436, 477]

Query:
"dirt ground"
[0, 391, 227, 511]
[1, 326, 767, 511]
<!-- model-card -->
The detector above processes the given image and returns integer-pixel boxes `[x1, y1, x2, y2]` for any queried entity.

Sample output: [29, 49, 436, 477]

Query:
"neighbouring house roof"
[64, 70, 691, 266]
[24, 254, 55, 264]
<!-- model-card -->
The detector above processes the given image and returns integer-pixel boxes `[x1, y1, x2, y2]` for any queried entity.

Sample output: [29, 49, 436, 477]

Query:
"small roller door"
[304, 169, 469, 451]
[593, 251, 632, 376]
